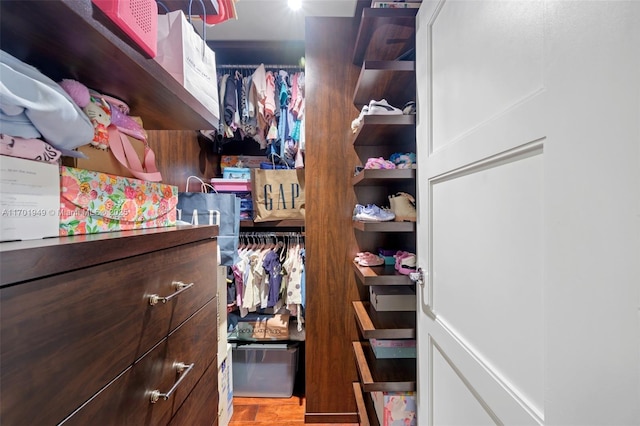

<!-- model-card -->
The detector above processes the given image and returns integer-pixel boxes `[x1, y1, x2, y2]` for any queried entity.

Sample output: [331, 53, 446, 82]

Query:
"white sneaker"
[353, 204, 395, 222]
[368, 99, 402, 115]
[350, 105, 370, 132]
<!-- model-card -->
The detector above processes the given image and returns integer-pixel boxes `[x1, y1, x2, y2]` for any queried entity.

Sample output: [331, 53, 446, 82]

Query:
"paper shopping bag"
[251, 168, 305, 222]
[155, 10, 220, 123]
[177, 177, 240, 266]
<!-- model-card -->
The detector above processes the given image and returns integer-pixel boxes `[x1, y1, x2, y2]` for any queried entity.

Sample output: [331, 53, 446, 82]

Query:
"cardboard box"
[233, 313, 290, 341]
[370, 285, 416, 311]
[220, 155, 266, 170]
[0, 156, 60, 241]
[61, 128, 147, 179]
[370, 339, 416, 359]
[372, 391, 417, 426]
[217, 265, 229, 367]
[218, 345, 233, 426]
[59, 166, 177, 236]
[210, 178, 251, 192]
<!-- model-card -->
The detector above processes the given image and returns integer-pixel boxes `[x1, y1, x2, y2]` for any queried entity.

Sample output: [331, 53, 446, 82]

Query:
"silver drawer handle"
[149, 362, 195, 403]
[149, 281, 194, 306]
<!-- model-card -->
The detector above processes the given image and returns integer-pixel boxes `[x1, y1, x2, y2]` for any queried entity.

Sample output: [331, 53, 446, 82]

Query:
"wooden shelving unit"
[353, 60, 416, 108]
[353, 8, 418, 65]
[353, 301, 416, 339]
[353, 341, 417, 392]
[353, 169, 415, 186]
[349, 7, 418, 423]
[352, 115, 416, 147]
[0, 0, 218, 130]
[352, 261, 412, 286]
[353, 220, 415, 233]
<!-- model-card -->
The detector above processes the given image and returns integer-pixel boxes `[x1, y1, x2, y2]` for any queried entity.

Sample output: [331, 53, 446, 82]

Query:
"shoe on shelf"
[354, 251, 384, 267]
[350, 105, 370, 133]
[353, 204, 395, 222]
[402, 101, 416, 115]
[389, 192, 417, 222]
[364, 157, 396, 169]
[395, 251, 417, 275]
[368, 99, 403, 115]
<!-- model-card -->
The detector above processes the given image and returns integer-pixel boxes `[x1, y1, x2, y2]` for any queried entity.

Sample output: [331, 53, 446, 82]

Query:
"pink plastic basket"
[92, 0, 157, 58]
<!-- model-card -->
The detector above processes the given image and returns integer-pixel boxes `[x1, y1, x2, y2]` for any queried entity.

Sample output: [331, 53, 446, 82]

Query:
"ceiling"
[195, 0, 361, 65]
[200, 0, 359, 41]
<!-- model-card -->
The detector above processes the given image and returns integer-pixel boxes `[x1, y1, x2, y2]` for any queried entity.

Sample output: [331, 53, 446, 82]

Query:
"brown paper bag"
[62, 136, 146, 178]
[251, 168, 305, 222]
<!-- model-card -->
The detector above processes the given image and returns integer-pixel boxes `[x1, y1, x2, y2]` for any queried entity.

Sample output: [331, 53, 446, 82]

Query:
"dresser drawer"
[169, 356, 219, 426]
[0, 238, 216, 425]
[61, 298, 218, 425]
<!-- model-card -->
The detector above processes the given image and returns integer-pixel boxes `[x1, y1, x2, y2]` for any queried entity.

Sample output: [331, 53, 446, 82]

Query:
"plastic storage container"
[232, 343, 298, 397]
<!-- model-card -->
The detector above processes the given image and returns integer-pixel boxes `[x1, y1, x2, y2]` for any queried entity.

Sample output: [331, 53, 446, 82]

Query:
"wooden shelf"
[353, 169, 415, 186]
[353, 341, 416, 392]
[352, 261, 413, 286]
[353, 301, 416, 339]
[353, 115, 416, 147]
[353, 220, 415, 233]
[353, 8, 418, 65]
[240, 220, 305, 228]
[353, 61, 416, 108]
[352, 382, 374, 426]
[0, 0, 218, 130]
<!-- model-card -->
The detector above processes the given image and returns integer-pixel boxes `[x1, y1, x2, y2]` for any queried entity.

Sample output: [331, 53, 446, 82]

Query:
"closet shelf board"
[240, 220, 306, 228]
[353, 169, 415, 186]
[353, 8, 418, 65]
[352, 261, 413, 286]
[353, 301, 416, 339]
[0, 0, 218, 130]
[353, 341, 416, 393]
[353, 61, 416, 108]
[352, 382, 373, 426]
[353, 221, 416, 233]
[352, 115, 416, 146]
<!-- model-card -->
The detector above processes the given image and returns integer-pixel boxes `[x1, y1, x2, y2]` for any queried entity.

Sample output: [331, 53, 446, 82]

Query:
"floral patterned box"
[59, 166, 177, 236]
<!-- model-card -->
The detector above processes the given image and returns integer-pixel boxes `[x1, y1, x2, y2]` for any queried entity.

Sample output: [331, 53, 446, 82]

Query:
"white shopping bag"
[155, 10, 219, 124]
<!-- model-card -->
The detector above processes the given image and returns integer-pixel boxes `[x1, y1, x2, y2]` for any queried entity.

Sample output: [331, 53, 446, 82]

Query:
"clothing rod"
[240, 231, 305, 237]
[217, 64, 303, 70]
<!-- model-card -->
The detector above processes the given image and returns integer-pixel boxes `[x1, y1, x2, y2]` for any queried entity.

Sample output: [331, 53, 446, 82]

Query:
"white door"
[415, 1, 640, 425]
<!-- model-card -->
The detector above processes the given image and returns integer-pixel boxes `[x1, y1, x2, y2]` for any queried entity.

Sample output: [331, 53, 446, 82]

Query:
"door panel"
[417, 1, 640, 425]
[431, 149, 544, 414]
[431, 340, 497, 426]
[431, 0, 544, 152]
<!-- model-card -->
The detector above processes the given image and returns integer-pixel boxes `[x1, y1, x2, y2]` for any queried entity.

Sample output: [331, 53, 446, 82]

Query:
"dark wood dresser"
[0, 225, 219, 426]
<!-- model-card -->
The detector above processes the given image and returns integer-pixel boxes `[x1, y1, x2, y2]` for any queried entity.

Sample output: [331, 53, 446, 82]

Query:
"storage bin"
[210, 178, 251, 192]
[232, 343, 298, 397]
[223, 167, 251, 179]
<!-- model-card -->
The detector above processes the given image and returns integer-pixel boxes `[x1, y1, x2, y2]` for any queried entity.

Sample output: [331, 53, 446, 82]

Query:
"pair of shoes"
[395, 251, 416, 275]
[355, 251, 384, 267]
[353, 204, 395, 222]
[365, 157, 396, 169]
[389, 192, 416, 222]
[368, 99, 403, 115]
[389, 152, 416, 169]
[350, 105, 370, 133]
[402, 101, 416, 115]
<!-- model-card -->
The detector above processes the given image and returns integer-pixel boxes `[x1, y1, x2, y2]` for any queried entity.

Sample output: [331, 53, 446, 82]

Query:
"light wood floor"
[229, 396, 357, 426]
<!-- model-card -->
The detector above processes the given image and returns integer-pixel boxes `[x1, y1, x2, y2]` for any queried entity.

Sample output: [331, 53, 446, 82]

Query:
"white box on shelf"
[372, 391, 417, 426]
[217, 265, 229, 366]
[370, 338, 416, 358]
[0, 156, 59, 241]
[369, 285, 416, 311]
[218, 344, 233, 426]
